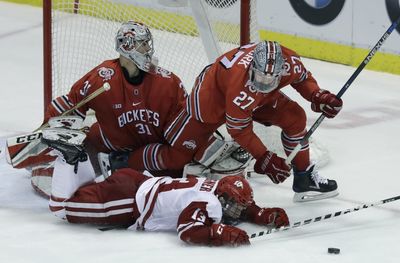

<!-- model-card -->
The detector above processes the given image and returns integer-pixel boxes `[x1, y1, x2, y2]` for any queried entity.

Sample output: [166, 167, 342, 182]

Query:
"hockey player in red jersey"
[128, 41, 343, 202]
[44, 134, 289, 247]
[22, 21, 188, 186]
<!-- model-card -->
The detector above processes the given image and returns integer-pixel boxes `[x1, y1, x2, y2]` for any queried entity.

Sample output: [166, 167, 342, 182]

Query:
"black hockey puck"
[328, 247, 340, 254]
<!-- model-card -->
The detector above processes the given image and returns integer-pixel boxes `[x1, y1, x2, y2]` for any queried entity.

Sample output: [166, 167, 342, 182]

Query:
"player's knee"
[162, 147, 193, 170]
[281, 103, 307, 134]
[167, 154, 192, 170]
[111, 168, 149, 187]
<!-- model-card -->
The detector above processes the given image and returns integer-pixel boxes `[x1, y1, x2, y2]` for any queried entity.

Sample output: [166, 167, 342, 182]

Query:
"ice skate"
[292, 165, 338, 202]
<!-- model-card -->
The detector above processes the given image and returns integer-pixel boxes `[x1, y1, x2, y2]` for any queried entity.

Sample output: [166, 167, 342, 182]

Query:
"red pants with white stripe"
[51, 169, 148, 226]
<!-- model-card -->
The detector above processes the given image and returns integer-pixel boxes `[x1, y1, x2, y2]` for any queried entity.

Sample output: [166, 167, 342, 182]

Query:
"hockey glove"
[253, 207, 289, 228]
[41, 128, 87, 173]
[254, 151, 291, 184]
[311, 89, 343, 118]
[209, 224, 250, 247]
[42, 137, 87, 165]
[109, 151, 130, 172]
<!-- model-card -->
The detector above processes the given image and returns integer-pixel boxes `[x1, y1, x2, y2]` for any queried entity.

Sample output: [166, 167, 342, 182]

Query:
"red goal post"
[42, 0, 259, 112]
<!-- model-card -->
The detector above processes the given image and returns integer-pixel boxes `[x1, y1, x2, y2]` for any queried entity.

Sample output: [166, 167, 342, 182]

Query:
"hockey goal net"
[41, 0, 329, 181]
[43, 0, 259, 106]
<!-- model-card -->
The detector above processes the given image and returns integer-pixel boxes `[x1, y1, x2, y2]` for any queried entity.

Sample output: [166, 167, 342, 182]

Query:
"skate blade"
[293, 190, 339, 202]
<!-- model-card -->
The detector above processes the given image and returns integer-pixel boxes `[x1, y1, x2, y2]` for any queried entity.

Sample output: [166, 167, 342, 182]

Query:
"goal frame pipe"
[43, 0, 52, 117]
[240, 0, 251, 46]
[43, 0, 81, 116]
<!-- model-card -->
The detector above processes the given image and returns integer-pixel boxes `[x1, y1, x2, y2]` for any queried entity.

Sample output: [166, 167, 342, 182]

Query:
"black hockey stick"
[285, 15, 400, 165]
[250, 194, 400, 239]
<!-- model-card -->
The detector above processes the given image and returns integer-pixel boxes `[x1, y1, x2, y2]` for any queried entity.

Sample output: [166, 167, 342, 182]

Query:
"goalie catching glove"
[41, 128, 87, 166]
[311, 89, 343, 118]
[254, 151, 291, 184]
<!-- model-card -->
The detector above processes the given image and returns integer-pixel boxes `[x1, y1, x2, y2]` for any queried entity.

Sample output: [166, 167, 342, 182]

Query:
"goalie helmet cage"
[42, 0, 259, 113]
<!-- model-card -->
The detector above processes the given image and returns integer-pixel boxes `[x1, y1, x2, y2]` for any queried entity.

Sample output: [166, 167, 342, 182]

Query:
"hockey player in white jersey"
[44, 128, 289, 247]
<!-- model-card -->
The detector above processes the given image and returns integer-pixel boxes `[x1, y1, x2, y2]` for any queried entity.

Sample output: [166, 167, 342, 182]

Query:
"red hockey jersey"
[45, 59, 187, 151]
[186, 43, 320, 159]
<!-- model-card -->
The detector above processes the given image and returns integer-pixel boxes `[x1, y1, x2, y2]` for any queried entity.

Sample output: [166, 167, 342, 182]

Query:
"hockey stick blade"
[250, 194, 400, 239]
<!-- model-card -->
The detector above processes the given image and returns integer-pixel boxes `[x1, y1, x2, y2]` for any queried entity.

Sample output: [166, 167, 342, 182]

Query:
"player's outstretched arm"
[177, 202, 250, 247]
[245, 202, 289, 229]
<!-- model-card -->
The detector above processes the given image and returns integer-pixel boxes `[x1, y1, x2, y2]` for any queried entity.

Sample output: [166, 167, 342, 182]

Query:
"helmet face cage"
[219, 195, 248, 220]
[250, 41, 285, 93]
[115, 21, 154, 72]
[216, 176, 254, 220]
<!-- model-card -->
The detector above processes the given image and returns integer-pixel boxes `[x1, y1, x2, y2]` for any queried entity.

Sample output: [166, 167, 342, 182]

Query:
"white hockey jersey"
[129, 176, 223, 232]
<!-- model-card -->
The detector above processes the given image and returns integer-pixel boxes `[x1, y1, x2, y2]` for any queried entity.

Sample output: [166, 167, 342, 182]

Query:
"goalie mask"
[249, 41, 285, 93]
[115, 21, 154, 72]
[215, 176, 254, 220]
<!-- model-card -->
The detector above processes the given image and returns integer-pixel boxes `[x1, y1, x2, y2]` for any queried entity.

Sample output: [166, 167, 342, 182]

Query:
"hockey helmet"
[249, 41, 285, 93]
[215, 175, 254, 220]
[115, 21, 154, 72]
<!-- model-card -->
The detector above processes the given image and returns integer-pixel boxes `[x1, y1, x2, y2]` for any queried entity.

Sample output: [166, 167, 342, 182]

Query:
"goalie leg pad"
[194, 130, 240, 168]
[183, 157, 251, 180]
[209, 153, 253, 180]
[184, 147, 253, 180]
[49, 157, 96, 219]
[189, 126, 253, 180]
[31, 162, 55, 198]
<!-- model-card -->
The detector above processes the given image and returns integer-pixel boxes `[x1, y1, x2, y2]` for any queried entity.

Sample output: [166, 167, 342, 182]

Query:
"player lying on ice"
[42, 128, 289, 247]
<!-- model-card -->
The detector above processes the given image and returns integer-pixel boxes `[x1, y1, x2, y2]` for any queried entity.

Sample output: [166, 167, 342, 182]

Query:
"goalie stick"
[5, 82, 111, 168]
[285, 15, 400, 165]
[250, 194, 400, 239]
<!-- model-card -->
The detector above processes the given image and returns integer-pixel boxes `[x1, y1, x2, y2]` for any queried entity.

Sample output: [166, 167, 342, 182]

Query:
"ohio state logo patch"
[98, 67, 115, 81]
[183, 140, 197, 150]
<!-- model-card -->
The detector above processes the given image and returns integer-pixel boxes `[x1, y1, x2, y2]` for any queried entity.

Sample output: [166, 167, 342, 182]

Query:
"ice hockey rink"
[0, 2, 399, 263]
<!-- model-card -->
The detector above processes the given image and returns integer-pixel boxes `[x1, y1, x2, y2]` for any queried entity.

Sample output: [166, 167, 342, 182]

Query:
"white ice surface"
[0, 2, 399, 263]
